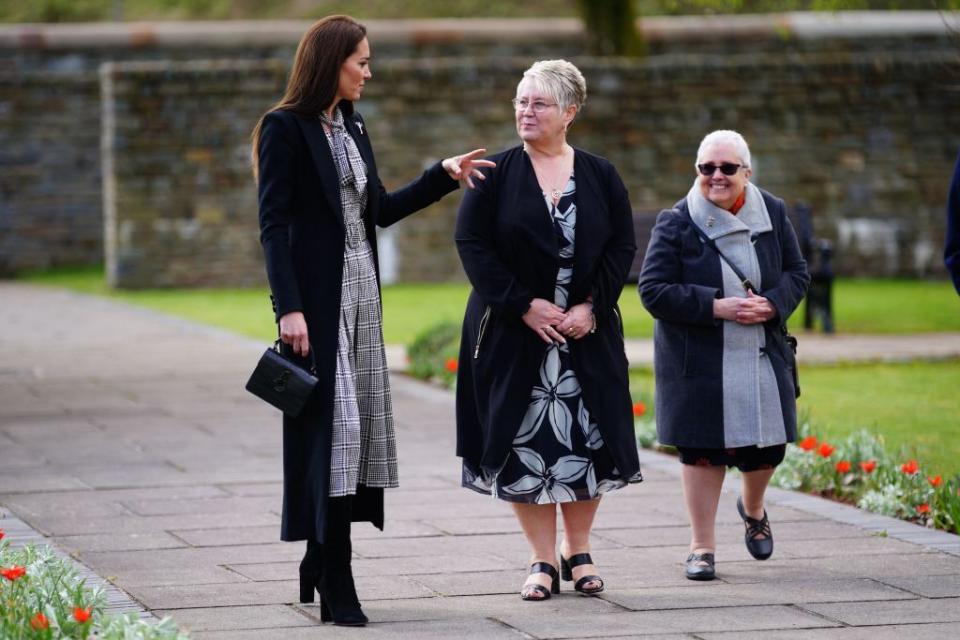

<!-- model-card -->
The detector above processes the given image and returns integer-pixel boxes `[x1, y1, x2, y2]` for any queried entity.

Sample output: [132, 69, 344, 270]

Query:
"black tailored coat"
[638, 190, 809, 449]
[454, 145, 640, 479]
[257, 105, 458, 542]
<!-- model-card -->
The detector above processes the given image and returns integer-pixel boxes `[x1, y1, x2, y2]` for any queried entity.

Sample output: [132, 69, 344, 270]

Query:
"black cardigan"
[454, 145, 640, 479]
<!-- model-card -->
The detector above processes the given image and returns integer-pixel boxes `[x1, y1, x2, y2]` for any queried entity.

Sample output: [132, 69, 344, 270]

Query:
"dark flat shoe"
[521, 561, 560, 601]
[561, 553, 604, 595]
[685, 552, 716, 581]
[737, 496, 773, 560]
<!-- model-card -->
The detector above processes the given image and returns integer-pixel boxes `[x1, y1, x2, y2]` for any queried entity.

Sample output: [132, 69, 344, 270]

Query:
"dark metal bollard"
[792, 202, 835, 334]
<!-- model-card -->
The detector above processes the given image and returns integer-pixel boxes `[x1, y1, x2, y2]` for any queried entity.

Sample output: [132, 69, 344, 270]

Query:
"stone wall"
[3, 13, 960, 283]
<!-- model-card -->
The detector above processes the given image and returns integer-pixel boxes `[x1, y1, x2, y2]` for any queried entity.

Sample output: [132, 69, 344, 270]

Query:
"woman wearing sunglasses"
[639, 130, 809, 580]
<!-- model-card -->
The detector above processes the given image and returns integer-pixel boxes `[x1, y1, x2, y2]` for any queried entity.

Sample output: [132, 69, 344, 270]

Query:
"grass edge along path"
[17, 267, 960, 341]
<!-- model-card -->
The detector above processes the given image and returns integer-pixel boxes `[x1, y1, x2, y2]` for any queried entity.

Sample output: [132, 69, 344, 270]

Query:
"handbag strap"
[684, 212, 796, 349]
[686, 215, 758, 295]
[269, 295, 318, 374]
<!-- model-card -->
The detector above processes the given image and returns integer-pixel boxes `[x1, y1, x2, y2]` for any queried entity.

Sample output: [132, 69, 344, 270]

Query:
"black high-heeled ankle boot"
[299, 541, 332, 621]
[299, 540, 322, 604]
[319, 496, 367, 626]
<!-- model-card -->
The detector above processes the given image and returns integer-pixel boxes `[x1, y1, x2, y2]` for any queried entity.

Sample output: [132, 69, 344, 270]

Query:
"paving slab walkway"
[1, 282, 959, 639]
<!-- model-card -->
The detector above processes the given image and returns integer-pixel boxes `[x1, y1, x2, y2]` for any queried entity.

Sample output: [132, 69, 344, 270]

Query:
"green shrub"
[406, 321, 461, 389]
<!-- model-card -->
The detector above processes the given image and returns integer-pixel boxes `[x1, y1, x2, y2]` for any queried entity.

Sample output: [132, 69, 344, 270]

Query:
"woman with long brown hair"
[252, 15, 492, 626]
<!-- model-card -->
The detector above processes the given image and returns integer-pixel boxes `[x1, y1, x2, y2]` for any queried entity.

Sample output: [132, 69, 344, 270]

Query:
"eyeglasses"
[697, 162, 745, 176]
[512, 98, 558, 114]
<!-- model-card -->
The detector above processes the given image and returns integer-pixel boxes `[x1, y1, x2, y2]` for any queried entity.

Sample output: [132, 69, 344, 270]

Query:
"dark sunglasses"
[697, 162, 744, 176]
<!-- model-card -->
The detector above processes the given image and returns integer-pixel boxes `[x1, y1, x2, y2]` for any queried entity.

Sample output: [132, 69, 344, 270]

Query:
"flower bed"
[636, 415, 960, 535]
[0, 536, 189, 639]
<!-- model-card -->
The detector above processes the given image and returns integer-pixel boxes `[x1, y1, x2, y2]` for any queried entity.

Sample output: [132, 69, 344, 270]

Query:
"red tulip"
[859, 460, 877, 474]
[444, 357, 458, 373]
[916, 503, 930, 515]
[901, 459, 919, 475]
[835, 460, 851, 473]
[928, 475, 943, 488]
[632, 402, 646, 417]
[31, 612, 49, 630]
[817, 443, 835, 458]
[1, 565, 26, 581]
[0, 528, 5, 541]
[73, 606, 92, 623]
[798, 436, 817, 451]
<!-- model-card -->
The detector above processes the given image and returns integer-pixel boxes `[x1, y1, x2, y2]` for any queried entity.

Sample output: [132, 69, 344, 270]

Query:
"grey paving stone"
[352, 533, 526, 559]
[350, 520, 447, 539]
[190, 616, 532, 639]
[802, 596, 960, 625]
[79, 543, 304, 574]
[500, 604, 837, 638]
[719, 552, 960, 583]
[112, 564, 249, 589]
[600, 578, 916, 611]
[877, 574, 960, 598]
[773, 535, 929, 559]
[122, 496, 277, 516]
[296, 592, 624, 624]
[154, 605, 315, 633]
[698, 622, 960, 639]
[126, 580, 300, 609]
[0, 470, 88, 493]
[230, 553, 515, 581]
[215, 482, 283, 497]
[170, 525, 279, 547]
[594, 520, 873, 549]
[52, 531, 188, 553]
[31, 512, 280, 536]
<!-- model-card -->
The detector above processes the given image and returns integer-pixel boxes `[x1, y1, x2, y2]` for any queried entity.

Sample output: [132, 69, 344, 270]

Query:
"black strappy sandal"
[520, 561, 560, 601]
[560, 553, 604, 595]
[737, 496, 774, 560]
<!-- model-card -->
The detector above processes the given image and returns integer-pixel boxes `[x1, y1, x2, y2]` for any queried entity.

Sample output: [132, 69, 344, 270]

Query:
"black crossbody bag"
[688, 220, 801, 398]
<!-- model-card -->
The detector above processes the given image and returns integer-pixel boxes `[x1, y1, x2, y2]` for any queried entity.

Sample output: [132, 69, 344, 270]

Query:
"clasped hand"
[713, 290, 776, 325]
[523, 299, 594, 344]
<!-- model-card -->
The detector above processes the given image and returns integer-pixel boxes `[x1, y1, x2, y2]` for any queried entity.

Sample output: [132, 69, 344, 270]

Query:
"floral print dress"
[462, 175, 636, 503]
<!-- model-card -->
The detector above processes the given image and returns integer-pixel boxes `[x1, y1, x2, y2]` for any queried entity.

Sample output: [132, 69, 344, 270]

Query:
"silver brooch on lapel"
[356, 122, 365, 135]
[706, 216, 716, 228]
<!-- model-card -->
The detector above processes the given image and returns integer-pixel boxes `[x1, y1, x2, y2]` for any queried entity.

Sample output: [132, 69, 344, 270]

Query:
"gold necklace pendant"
[550, 188, 563, 202]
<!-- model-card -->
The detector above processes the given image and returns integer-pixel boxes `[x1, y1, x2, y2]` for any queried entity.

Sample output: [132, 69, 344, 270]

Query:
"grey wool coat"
[638, 187, 810, 450]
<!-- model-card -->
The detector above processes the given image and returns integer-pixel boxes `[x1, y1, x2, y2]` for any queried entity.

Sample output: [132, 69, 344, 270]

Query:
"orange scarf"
[728, 189, 746, 215]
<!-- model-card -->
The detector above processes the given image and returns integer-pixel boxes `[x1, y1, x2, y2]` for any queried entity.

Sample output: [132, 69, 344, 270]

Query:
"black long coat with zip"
[454, 145, 640, 481]
[257, 105, 458, 543]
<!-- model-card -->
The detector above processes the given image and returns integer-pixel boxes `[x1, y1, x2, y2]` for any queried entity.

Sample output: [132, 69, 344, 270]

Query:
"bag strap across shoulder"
[686, 218, 758, 295]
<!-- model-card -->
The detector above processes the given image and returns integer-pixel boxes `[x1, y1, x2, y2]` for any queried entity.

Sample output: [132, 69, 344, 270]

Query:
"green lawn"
[20, 268, 960, 342]
[630, 360, 960, 478]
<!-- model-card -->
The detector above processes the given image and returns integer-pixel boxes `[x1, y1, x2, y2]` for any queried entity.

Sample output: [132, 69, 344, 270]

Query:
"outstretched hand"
[442, 149, 496, 189]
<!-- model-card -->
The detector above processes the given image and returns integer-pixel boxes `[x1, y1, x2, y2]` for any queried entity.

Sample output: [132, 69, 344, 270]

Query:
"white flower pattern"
[461, 174, 639, 503]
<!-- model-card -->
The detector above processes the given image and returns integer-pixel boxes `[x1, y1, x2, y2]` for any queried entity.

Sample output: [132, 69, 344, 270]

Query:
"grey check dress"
[321, 111, 398, 497]
[462, 176, 640, 503]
